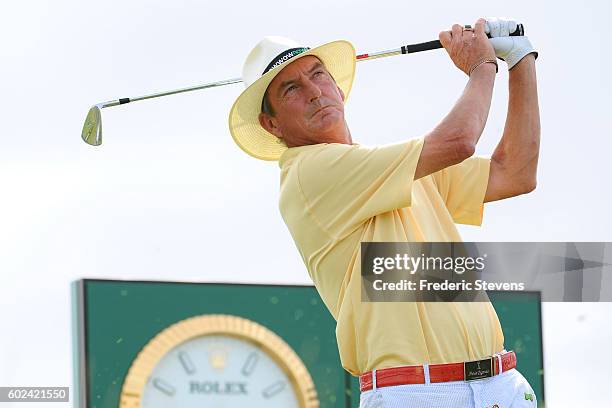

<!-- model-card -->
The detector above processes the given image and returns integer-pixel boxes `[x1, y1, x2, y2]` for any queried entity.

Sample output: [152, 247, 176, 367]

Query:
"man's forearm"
[415, 64, 497, 180]
[433, 63, 497, 148]
[492, 54, 540, 187]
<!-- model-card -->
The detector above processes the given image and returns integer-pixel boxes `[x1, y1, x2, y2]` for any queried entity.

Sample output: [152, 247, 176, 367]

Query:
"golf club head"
[82, 105, 102, 146]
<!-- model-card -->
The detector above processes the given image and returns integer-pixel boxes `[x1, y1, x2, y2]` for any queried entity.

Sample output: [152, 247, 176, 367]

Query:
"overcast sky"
[1, 0, 611, 406]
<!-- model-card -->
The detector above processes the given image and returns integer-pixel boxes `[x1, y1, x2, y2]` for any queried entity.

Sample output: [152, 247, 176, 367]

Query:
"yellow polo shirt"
[278, 139, 505, 376]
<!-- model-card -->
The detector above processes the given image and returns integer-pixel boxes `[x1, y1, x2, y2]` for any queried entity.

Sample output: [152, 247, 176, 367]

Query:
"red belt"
[359, 351, 516, 392]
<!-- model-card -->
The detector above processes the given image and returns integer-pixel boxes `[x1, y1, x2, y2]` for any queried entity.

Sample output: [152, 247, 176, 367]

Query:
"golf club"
[81, 24, 524, 146]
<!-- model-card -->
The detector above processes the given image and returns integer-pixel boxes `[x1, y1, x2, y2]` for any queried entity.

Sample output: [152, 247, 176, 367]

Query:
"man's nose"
[303, 78, 322, 102]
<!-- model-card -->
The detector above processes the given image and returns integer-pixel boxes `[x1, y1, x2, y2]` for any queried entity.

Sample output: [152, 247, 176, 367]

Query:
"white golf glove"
[485, 17, 538, 70]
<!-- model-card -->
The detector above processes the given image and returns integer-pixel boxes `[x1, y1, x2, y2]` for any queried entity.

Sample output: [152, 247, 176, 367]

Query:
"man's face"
[258, 55, 350, 147]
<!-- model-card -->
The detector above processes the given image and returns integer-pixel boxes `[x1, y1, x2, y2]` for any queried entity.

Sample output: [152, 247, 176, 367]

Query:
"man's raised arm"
[484, 54, 540, 202]
[483, 19, 540, 202]
[414, 18, 497, 180]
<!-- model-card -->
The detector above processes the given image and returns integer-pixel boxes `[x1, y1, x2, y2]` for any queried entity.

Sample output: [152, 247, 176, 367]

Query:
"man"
[228, 17, 540, 407]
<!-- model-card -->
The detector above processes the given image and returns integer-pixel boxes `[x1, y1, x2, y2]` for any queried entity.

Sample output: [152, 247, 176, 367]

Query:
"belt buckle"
[464, 357, 494, 381]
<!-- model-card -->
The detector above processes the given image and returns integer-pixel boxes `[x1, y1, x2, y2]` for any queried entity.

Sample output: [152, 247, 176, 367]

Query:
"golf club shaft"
[356, 23, 524, 61]
[96, 24, 524, 108]
[98, 77, 243, 108]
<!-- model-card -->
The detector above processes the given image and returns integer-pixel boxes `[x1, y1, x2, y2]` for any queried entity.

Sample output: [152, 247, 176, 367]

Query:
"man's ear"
[258, 112, 283, 139]
[337, 85, 345, 102]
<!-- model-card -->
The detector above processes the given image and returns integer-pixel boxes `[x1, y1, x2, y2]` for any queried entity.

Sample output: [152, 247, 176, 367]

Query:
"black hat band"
[262, 47, 311, 76]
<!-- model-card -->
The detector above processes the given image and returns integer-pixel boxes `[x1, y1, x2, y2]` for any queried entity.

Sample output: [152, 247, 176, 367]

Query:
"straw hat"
[228, 36, 356, 161]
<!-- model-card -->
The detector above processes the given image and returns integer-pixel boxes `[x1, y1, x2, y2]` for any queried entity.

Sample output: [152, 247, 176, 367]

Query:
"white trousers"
[359, 368, 537, 408]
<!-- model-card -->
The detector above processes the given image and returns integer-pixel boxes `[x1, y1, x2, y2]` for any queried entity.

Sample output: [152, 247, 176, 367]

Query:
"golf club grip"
[403, 23, 524, 54]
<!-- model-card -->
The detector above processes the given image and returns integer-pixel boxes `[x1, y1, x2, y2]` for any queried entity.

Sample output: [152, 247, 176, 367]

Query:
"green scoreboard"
[72, 279, 545, 407]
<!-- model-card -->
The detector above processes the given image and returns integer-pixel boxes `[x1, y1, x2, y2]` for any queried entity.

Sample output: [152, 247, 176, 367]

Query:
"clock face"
[119, 314, 317, 408]
[140, 334, 300, 408]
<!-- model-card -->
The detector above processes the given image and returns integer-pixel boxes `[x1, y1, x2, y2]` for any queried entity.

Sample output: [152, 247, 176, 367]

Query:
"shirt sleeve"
[430, 156, 491, 226]
[296, 139, 424, 236]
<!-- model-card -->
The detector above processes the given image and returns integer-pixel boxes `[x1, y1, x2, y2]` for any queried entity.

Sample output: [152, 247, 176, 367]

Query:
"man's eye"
[314, 71, 325, 77]
[285, 85, 297, 95]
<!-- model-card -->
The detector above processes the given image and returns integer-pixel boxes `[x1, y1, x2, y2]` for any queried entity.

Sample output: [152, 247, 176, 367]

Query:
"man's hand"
[439, 18, 496, 76]
[485, 17, 539, 70]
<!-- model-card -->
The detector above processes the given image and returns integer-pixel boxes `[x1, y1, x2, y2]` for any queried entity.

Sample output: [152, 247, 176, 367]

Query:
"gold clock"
[119, 314, 319, 408]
